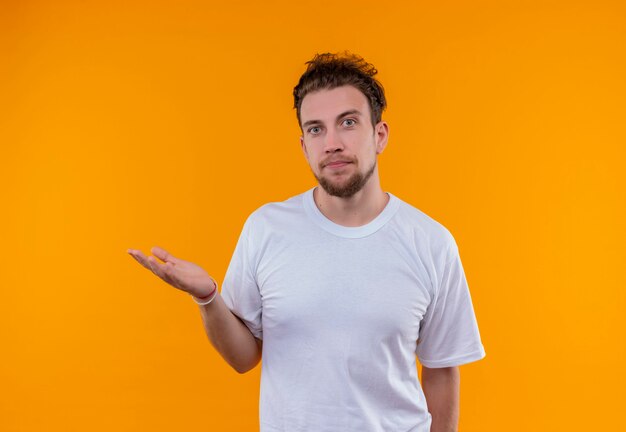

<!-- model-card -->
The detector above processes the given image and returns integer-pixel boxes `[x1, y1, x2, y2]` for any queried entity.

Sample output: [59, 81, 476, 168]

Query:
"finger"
[147, 256, 166, 277]
[148, 256, 177, 285]
[151, 246, 179, 265]
[129, 249, 176, 286]
[127, 248, 146, 265]
[128, 249, 154, 272]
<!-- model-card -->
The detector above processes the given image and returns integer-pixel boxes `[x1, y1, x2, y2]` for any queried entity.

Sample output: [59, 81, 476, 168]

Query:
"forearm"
[197, 291, 261, 374]
[421, 366, 460, 432]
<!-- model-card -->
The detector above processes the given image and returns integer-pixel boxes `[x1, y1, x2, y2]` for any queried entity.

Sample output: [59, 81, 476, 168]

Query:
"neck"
[313, 173, 389, 227]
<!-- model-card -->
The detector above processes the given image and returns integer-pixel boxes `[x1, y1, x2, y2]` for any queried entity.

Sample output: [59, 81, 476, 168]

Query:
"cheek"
[303, 146, 320, 167]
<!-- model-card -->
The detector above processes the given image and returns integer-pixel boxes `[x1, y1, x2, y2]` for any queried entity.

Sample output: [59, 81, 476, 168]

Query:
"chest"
[255, 235, 434, 343]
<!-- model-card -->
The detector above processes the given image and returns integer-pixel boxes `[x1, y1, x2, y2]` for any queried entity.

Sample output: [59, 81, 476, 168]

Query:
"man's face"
[299, 85, 388, 198]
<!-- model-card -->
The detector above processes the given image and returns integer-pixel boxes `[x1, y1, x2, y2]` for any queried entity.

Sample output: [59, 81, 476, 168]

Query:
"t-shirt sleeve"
[416, 239, 486, 368]
[220, 215, 263, 340]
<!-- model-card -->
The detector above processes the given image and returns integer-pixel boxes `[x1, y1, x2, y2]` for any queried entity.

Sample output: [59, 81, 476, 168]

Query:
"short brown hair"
[293, 51, 387, 131]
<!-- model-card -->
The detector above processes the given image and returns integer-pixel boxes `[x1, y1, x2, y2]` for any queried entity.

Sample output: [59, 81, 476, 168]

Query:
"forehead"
[300, 85, 370, 123]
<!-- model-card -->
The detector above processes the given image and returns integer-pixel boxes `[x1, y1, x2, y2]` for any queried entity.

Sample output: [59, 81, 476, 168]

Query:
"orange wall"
[1, 0, 625, 430]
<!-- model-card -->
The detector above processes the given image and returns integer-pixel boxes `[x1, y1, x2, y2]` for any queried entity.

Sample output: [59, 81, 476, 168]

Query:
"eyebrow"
[302, 109, 363, 128]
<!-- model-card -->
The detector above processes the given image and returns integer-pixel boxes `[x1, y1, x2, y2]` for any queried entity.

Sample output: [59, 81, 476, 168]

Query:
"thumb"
[151, 246, 179, 264]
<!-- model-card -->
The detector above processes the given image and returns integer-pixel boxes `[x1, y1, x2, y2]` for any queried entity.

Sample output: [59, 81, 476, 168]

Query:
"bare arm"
[196, 286, 262, 373]
[128, 246, 261, 374]
[421, 366, 460, 432]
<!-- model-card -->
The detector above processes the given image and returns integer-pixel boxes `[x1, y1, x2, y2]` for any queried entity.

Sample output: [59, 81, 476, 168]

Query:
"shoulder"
[242, 190, 308, 234]
[390, 193, 458, 257]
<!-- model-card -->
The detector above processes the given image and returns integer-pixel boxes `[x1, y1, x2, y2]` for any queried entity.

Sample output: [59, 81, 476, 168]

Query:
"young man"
[128, 52, 486, 432]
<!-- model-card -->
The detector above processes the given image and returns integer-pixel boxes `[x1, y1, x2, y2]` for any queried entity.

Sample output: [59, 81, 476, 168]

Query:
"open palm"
[127, 246, 216, 298]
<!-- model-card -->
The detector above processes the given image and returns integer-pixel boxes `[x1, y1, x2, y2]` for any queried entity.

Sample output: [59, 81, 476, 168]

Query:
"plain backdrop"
[2, 0, 625, 430]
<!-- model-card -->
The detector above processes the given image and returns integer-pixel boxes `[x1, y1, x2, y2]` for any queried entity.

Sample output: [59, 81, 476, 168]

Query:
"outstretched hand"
[127, 246, 216, 299]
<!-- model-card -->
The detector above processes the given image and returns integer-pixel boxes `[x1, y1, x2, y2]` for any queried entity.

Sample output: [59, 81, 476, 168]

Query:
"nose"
[323, 128, 344, 153]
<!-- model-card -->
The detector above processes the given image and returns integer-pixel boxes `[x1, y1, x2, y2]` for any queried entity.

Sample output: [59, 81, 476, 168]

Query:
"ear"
[300, 136, 309, 161]
[374, 121, 389, 155]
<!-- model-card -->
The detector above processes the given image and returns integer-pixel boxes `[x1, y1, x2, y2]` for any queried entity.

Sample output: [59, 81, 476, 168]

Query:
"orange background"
[2, 0, 625, 430]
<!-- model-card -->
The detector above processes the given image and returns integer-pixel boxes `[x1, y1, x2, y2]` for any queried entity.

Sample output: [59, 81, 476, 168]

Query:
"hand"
[127, 246, 217, 299]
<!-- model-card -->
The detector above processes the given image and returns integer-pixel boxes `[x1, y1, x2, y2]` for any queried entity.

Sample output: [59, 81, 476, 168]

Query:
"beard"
[314, 158, 377, 198]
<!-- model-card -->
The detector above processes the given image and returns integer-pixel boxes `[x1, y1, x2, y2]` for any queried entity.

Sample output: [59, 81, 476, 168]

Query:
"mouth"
[325, 161, 352, 169]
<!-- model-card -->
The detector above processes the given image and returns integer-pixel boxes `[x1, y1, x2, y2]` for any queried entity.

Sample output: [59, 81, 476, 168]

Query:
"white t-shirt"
[221, 187, 486, 432]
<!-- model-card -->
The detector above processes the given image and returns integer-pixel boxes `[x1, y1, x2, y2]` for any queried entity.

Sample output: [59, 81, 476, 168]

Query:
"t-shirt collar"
[303, 186, 400, 238]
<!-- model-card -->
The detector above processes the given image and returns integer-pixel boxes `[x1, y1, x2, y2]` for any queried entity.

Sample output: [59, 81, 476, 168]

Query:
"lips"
[324, 160, 352, 167]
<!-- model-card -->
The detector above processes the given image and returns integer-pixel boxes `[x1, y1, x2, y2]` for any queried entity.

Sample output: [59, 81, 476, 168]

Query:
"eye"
[308, 126, 321, 135]
[343, 118, 357, 127]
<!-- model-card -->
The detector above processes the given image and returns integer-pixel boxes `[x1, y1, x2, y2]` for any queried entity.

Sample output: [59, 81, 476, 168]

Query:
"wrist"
[191, 276, 219, 305]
